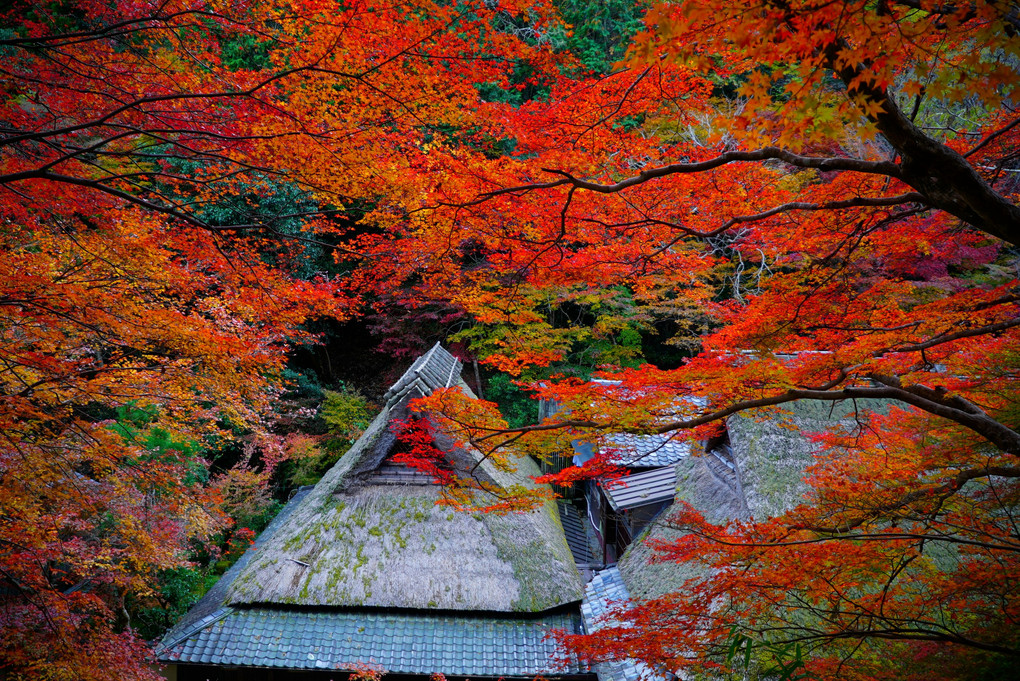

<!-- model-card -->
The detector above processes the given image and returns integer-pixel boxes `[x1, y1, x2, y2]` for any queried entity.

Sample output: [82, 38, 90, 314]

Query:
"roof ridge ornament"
[383, 343, 462, 406]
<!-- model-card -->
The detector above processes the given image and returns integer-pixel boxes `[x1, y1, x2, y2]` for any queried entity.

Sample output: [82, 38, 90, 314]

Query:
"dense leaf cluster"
[1, 0, 1019, 679]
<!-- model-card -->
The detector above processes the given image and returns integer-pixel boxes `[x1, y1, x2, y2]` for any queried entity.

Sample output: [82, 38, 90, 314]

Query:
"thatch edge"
[156, 486, 313, 653]
[618, 399, 894, 600]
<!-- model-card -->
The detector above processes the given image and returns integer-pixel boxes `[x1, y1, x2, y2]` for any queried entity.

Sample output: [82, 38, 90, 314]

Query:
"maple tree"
[0, 0, 556, 678]
[365, 1, 1020, 678]
[4, 0, 1020, 678]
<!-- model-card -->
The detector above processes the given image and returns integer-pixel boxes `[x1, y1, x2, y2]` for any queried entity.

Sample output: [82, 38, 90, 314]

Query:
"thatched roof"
[226, 344, 582, 613]
[728, 398, 889, 519]
[157, 481, 589, 678]
[617, 399, 890, 601]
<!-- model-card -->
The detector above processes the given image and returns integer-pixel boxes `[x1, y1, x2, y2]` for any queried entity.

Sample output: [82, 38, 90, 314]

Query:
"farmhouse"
[577, 399, 890, 681]
[158, 345, 590, 681]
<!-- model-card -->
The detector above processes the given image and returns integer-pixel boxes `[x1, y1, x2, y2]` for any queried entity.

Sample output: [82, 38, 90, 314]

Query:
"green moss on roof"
[487, 499, 580, 611]
[225, 380, 582, 612]
[619, 399, 893, 601]
[730, 399, 890, 519]
[616, 508, 696, 601]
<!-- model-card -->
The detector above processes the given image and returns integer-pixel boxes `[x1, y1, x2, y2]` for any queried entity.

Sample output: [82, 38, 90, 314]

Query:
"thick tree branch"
[892, 0, 1020, 34]
[471, 149, 902, 204]
[469, 377, 1020, 458]
[820, 39, 1020, 245]
[800, 465, 1020, 534]
[886, 317, 1020, 354]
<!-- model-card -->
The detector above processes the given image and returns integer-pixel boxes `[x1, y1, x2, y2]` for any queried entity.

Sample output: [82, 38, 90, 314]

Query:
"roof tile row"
[603, 433, 690, 468]
[164, 607, 586, 677]
[581, 569, 661, 681]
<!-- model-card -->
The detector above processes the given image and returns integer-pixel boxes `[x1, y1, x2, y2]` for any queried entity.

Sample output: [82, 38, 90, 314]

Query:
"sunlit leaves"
[363, 1, 1020, 676]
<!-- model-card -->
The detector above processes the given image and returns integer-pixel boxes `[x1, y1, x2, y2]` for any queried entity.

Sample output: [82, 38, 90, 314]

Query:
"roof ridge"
[382, 342, 462, 406]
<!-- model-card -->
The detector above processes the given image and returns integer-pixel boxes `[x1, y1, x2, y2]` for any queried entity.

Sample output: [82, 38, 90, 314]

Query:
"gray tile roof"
[160, 606, 587, 677]
[602, 433, 691, 468]
[580, 567, 630, 626]
[582, 381, 698, 469]
[602, 466, 678, 512]
[580, 568, 658, 681]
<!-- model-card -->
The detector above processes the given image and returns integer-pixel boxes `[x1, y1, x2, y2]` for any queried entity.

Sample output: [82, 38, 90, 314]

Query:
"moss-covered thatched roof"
[728, 398, 889, 519]
[617, 399, 890, 601]
[227, 345, 582, 613]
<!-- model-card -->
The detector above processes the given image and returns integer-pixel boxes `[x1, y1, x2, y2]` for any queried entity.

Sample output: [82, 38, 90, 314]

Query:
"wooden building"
[157, 345, 592, 681]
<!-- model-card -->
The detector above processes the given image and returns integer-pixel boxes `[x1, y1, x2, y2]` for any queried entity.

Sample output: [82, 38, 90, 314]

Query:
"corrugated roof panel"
[162, 608, 587, 677]
[558, 502, 599, 565]
[601, 466, 677, 512]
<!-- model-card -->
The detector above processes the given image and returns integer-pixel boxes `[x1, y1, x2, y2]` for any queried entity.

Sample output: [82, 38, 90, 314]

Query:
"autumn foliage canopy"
[2, 0, 1019, 679]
